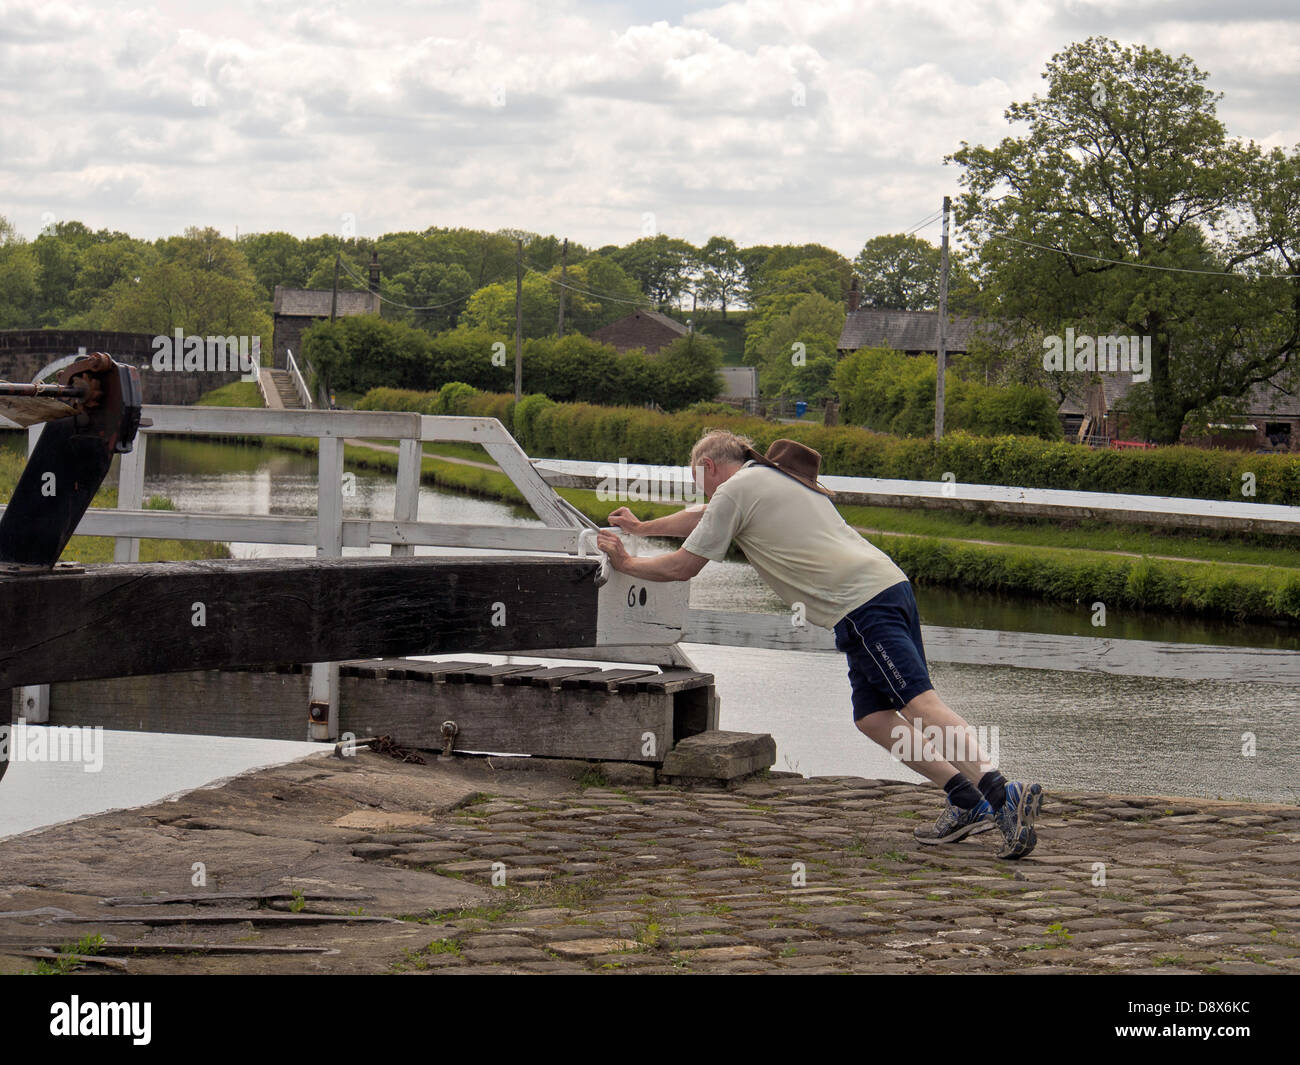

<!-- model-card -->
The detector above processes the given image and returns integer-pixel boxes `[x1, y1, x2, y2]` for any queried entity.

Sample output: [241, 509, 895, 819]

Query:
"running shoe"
[992, 781, 1043, 859]
[914, 797, 996, 845]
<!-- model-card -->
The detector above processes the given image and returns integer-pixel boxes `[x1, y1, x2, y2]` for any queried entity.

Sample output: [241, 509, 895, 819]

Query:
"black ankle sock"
[978, 771, 1008, 810]
[943, 773, 983, 810]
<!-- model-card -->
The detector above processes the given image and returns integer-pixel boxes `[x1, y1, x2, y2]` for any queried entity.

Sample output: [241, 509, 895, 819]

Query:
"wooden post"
[935, 195, 950, 441]
[19, 423, 54, 723]
[390, 437, 421, 558]
[556, 237, 567, 338]
[515, 238, 523, 400]
[313, 435, 346, 739]
[113, 432, 147, 564]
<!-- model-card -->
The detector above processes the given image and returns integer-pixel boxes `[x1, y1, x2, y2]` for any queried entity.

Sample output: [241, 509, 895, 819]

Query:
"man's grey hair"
[690, 428, 755, 470]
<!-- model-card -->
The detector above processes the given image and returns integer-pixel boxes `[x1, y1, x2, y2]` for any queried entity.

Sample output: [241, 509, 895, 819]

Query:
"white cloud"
[0, 0, 1294, 256]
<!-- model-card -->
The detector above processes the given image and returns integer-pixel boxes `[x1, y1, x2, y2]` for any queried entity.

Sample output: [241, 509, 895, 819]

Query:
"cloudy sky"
[2, 0, 1297, 257]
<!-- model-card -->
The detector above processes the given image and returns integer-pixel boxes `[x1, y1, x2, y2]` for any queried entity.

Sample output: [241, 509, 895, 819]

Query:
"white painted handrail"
[533, 458, 1300, 537]
[285, 348, 314, 410]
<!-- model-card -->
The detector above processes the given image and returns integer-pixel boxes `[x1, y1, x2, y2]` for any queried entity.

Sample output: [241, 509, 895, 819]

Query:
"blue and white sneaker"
[914, 797, 995, 845]
[992, 781, 1043, 859]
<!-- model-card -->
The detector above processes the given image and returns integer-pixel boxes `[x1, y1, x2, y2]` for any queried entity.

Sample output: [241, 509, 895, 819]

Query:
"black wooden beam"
[0, 556, 600, 688]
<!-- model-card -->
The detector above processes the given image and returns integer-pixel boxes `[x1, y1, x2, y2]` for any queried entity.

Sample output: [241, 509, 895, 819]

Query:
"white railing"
[533, 458, 1300, 537]
[285, 348, 314, 410]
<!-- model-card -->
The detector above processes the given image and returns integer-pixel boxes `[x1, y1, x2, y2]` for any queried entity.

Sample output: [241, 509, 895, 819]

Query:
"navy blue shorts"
[833, 581, 934, 720]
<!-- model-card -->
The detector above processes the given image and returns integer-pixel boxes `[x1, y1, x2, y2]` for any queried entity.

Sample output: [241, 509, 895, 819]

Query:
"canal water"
[2, 434, 1297, 837]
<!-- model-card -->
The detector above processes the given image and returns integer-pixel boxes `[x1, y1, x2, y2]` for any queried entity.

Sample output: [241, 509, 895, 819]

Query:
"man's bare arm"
[599, 541, 708, 582]
[607, 505, 705, 539]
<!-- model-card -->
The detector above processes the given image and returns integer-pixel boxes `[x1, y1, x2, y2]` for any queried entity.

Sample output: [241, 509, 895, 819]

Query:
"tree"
[697, 236, 744, 318]
[748, 292, 844, 397]
[0, 216, 38, 329]
[101, 226, 270, 342]
[745, 243, 853, 309]
[853, 232, 978, 313]
[609, 235, 696, 308]
[653, 332, 725, 410]
[241, 231, 311, 301]
[950, 36, 1299, 443]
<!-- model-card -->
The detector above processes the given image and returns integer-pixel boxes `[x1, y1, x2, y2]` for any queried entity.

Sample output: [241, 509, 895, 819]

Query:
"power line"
[522, 263, 654, 307]
[335, 257, 507, 311]
[904, 211, 942, 236]
[987, 233, 1300, 280]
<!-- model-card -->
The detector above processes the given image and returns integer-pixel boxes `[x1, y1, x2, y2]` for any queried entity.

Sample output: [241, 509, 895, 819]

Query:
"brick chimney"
[848, 277, 860, 312]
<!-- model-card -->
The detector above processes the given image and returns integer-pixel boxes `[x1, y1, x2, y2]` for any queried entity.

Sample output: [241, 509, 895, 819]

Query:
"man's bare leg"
[853, 709, 964, 786]
[895, 689, 998, 782]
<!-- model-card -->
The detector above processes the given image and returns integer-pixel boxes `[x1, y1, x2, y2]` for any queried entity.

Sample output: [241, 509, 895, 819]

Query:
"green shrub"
[834, 346, 1062, 440]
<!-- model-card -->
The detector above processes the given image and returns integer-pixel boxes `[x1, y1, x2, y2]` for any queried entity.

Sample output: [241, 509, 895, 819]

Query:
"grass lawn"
[195, 380, 264, 407]
[0, 449, 230, 564]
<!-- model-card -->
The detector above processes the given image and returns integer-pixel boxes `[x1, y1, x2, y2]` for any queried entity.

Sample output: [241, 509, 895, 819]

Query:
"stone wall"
[0, 330, 247, 405]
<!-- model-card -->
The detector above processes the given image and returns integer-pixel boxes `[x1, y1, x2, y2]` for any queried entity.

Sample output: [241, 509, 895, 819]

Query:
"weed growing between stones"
[28, 934, 106, 975]
[391, 938, 463, 972]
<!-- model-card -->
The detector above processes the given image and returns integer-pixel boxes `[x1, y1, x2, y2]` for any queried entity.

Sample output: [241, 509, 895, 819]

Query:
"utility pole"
[330, 253, 340, 322]
[556, 238, 567, 338]
[934, 196, 950, 440]
[515, 238, 523, 400]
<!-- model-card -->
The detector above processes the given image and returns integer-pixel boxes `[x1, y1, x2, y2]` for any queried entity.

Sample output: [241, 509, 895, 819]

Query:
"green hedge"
[878, 535, 1300, 623]
[356, 387, 1300, 505]
[304, 318, 723, 410]
[834, 346, 1063, 440]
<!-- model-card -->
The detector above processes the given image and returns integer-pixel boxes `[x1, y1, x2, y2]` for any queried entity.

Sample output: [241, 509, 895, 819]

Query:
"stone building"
[271, 253, 382, 369]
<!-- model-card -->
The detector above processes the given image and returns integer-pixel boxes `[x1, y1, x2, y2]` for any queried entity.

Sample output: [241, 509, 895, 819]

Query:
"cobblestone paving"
[388, 774, 1300, 975]
[3, 758, 1298, 975]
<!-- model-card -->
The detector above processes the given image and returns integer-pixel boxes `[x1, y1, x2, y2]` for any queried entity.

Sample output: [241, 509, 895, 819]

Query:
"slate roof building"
[1058, 370, 1300, 450]
[271, 254, 382, 369]
[836, 279, 981, 357]
[589, 309, 690, 355]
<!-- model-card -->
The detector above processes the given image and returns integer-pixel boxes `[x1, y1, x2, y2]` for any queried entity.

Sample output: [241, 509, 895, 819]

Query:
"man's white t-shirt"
[681, 462, 906, 629]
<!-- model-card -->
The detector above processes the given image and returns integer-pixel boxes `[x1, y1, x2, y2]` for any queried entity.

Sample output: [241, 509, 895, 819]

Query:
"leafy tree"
[101, 226, 270, 342]
[748, 292, 844, 397]
[0, 216, 38, 328]
[853, 232, 978, 313]
[301, 314, 435, 394]
[652, 332, 725, 410]
[561, 256, 646, 333]
[834, 346, 1061, 439]
[241, 231, 311, 301]
[609, 235, 696, 308]
[745, 244, 853, 309]
[951, 36, 1299, 443]
[697, 236, 745, 318]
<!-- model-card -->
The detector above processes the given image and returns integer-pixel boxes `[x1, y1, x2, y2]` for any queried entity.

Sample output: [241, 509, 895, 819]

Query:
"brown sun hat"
[741, 439, 836, 498]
